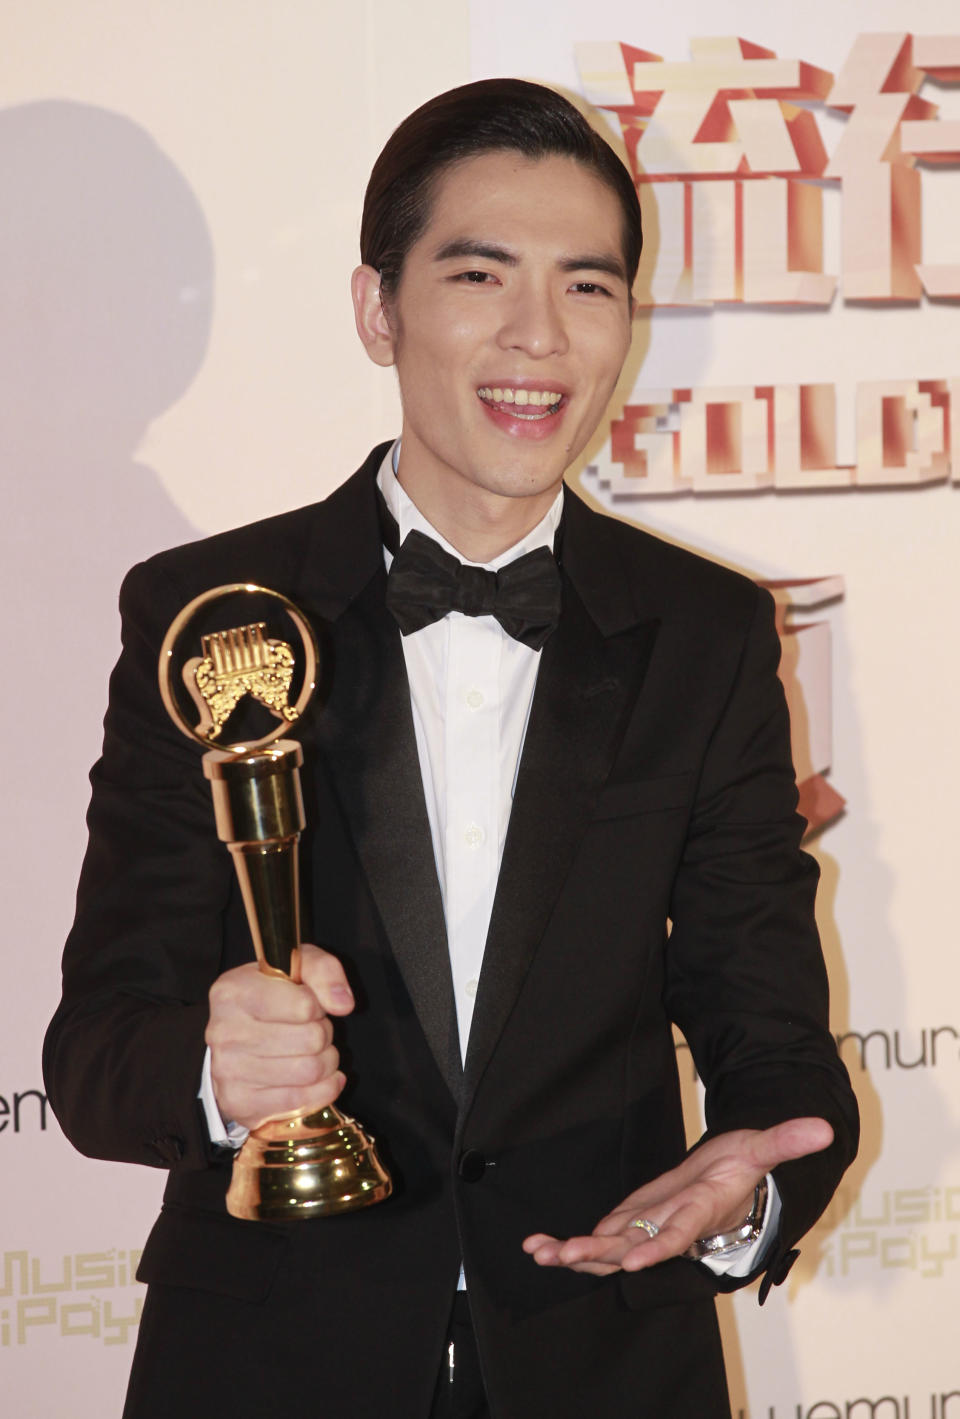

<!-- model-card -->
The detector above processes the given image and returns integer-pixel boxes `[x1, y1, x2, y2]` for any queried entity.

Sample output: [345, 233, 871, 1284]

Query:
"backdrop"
[2, 4, 957, 1415]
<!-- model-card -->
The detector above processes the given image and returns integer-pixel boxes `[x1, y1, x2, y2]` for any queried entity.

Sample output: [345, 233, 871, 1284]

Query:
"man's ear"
[351, 264, 396, 368]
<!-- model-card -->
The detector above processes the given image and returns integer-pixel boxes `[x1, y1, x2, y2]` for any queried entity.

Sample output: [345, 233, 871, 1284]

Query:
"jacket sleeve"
[43, 557, 235, 1172]
[664, 585, 859, 1284]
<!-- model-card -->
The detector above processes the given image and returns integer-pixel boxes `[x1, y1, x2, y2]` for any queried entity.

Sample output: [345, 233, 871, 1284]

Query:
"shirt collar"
[376, 439, 563, 572]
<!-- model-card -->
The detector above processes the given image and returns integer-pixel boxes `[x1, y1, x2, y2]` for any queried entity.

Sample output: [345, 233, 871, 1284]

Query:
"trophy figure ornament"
[186, 621, 299, 742]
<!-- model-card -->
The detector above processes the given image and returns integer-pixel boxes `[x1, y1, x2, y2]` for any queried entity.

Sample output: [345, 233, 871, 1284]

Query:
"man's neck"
[395, 463, 561, 564]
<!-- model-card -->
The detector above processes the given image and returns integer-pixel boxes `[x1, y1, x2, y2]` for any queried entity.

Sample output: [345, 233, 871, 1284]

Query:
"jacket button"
[458, 1150, 486, 1183]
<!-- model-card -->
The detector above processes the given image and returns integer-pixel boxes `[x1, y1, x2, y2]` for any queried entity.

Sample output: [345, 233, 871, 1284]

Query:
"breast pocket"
[591, 772, 695, 822]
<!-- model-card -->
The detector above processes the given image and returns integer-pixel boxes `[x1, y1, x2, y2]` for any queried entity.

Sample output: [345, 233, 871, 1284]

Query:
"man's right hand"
[205, 943, 354, 1131]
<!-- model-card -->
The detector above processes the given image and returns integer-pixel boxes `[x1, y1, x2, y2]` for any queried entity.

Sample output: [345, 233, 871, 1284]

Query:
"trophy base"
[226, 1105, 393, 1221]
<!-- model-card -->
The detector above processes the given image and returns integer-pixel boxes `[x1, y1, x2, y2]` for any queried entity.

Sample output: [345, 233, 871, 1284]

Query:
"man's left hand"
[522, 1116, 833, 1276]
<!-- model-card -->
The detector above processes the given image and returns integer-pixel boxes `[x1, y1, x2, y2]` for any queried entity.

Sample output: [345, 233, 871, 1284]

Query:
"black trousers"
[429, 1292, 490, 1419]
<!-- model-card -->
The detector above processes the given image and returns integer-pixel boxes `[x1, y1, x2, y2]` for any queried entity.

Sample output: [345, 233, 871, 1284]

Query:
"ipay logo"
[1, 1250, 144, 1347]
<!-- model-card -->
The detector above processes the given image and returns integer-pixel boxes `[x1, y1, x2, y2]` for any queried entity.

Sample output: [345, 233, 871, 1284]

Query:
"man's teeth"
[477, 387, 562, 410]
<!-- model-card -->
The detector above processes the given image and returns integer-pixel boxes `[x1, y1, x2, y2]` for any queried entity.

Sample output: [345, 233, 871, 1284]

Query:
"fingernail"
[331, 985, 354, 1005]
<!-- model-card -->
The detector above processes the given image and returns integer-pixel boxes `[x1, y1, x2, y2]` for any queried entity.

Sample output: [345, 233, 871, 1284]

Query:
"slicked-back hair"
[360, 78, 642, 301]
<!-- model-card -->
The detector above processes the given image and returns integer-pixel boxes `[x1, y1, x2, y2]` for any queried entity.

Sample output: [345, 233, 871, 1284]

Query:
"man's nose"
[496, 282, 569, 358]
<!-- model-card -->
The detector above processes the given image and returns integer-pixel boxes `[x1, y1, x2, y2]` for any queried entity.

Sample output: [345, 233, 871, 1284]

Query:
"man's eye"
[571, 281, 611, 297]
[455, 270, 494, 283]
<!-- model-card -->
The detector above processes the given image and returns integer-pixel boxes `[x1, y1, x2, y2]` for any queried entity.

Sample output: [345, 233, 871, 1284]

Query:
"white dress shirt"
[378, 446, 562, 1057]
[200, 439, 778, 1277]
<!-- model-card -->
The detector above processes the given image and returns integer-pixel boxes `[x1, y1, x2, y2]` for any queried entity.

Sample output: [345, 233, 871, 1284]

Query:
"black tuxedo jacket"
[45, 444, 858, 1419]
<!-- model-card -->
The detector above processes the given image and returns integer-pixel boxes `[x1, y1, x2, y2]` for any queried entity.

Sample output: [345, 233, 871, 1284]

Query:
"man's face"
[368, 151, 634, 523]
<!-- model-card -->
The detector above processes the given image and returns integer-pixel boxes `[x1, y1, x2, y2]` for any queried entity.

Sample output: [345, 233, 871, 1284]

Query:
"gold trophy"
[158, 583, 392, 1221]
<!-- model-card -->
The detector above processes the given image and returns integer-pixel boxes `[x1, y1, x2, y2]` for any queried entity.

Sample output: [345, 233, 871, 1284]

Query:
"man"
[45, 79, 858, 1418]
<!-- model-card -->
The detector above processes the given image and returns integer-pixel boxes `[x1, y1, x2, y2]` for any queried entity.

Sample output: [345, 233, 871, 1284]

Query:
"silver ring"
[630, 1217, 660, 1239]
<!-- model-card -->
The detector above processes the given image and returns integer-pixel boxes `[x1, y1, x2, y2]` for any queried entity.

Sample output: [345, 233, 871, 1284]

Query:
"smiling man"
[45, 80, 858, 1419]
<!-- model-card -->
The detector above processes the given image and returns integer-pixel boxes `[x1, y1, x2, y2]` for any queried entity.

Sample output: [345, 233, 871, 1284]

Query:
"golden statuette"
[158, 583, 392, 1221]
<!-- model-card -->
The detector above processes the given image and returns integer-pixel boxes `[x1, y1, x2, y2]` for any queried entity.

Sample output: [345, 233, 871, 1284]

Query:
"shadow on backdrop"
[0, 99, 213, 853]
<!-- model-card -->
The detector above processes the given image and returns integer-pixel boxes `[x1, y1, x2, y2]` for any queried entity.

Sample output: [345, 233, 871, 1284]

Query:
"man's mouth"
[477, 386, 565, 421]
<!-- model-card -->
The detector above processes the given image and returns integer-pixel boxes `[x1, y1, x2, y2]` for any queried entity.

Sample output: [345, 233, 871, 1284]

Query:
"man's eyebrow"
[433, 239, 518, 266]
[558, 253, 628, 283]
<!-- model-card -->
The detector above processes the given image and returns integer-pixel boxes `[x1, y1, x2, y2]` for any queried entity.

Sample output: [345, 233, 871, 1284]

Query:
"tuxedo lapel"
[293, 453, 461, 1101]
[461, 492, 659, 1109]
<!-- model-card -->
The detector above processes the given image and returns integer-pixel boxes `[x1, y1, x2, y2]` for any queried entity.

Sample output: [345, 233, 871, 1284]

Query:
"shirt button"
[465, 687, 485, 710]
[466, 978, 478, 998]
[463, 823, 486, 849]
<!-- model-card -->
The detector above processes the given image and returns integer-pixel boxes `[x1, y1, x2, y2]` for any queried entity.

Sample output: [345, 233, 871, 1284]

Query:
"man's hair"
[360, 78, 642, 300]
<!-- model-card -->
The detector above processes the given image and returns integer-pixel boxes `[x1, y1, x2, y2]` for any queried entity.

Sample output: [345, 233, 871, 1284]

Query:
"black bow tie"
[378, 493, 562, 650]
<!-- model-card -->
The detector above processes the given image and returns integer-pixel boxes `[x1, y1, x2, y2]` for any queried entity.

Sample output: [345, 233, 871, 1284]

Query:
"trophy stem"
[204, 741, 305, 976]
[202, 741, 393, 1220]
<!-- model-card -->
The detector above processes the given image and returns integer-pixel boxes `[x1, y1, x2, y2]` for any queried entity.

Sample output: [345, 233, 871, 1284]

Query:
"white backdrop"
[2, 3, 957, 1415]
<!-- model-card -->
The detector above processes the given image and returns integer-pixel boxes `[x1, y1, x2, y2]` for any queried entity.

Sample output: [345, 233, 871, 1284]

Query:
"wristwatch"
[684, 1177, 769, 1260]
